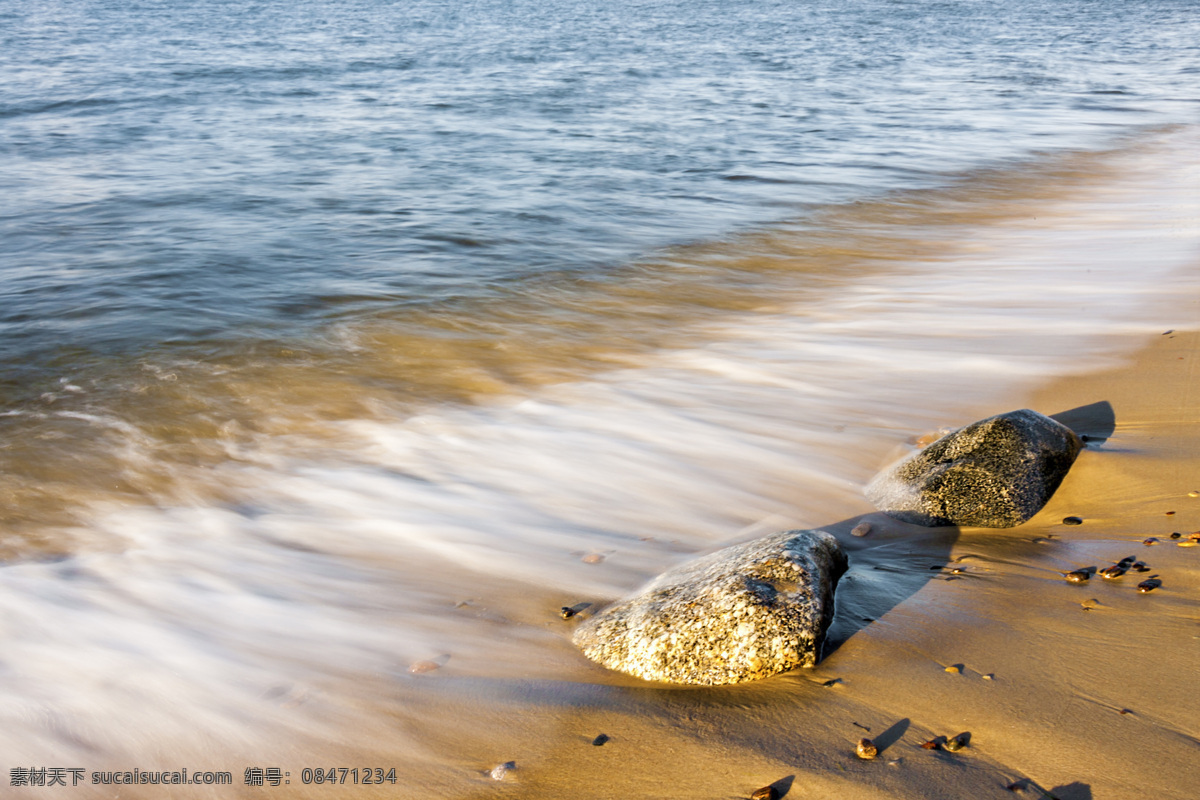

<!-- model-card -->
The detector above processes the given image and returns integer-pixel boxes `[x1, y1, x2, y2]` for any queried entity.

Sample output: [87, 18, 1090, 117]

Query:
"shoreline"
[449, 323, 1200, 800]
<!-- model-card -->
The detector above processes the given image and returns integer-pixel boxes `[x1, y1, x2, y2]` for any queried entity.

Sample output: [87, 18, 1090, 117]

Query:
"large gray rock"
[572, 529, 847, 686]
[866, 408, 1083, 528]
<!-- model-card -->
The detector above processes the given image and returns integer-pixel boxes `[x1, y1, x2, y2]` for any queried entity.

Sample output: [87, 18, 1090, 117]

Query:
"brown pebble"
[851, 522, 872, 537]
[408, 660, 441, 674]
[1100, 565, 1126, 579]
[1143, 537, 1159, 545]
[920, 739, 941, 750]
[1062, 570, 1089, 584]
[1165, 511, 1176, 516]
[1062, 516, 1083, 525]
[1137, 577, 1162, 593]
[560, 606, 577, 619]
[581, 553, 605, 564]
[856, 738, 878, 760]
[750, 786, 779, 800]
[1188, 491, 1199, 498]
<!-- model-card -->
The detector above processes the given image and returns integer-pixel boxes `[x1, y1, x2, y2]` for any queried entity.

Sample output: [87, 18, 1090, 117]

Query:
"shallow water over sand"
[2, 127, 1198, 788]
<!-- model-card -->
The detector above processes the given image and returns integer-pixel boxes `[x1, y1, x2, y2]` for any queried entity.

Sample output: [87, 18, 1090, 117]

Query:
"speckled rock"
[571, 529, 847, 685]
[866, 409, 1082, 528]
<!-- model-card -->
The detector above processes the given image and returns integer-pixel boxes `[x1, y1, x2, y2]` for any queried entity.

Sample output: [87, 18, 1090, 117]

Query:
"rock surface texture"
[572, 529, 847, 685]
[866, 408, 1083, 528]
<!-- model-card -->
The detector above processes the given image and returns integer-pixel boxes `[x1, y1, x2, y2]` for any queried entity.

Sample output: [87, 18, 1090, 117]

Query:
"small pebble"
[592, 733, 610, 746]
[856, 738, 878, 760]
[1170, 532, 1182, 539]
[945, 734, 968, 752]
[409, 660, 441, 674]
[1143, 537, 1159, 545]
[750, 787, 779, 800]
[1080, 598, 1101, 610]
[1100, 565, 1126, 579]
[851, 522, 872, 537]
[1137, 578, 1162, 593]
[982, 673, 994, 680]
[560, 606, 577, 619]
[1188, 491, 1199, 498]
[581, 553, 605, 564]
[1131, 561, 1150, 573]
[1062, 516, 1083, 526]
[489, 761, 516, 781]
[1165, 510, 1176, 516]
[920, 739, 941, 751]
[1117, 556, 1136, 568]
[1062, 570, 1089, 584]
[944, 665, 961, 674]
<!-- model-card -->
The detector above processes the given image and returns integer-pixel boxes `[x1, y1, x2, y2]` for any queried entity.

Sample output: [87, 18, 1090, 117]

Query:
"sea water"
[1, 0, 1199, 785]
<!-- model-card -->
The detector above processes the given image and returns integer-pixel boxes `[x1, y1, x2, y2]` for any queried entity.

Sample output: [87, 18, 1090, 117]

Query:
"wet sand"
[442, 324, 1200, 800]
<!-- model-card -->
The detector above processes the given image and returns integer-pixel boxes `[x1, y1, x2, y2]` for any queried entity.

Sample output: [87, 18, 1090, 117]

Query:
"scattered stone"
[750, 786, 779, 800]
[1062, 516, 1084, 525]
[1170, 532, 1182, 539]
[582, 553, 606, 564]
[865, 409, 1083, 528]
[560, 603, 592, 620]
[1165, 511, 1176, 516]
[1189, 491, 1199, 498]
[408, 660, 441, 674]
[982, 673, 994, 680]
[489, 761, 516, 781]
[944, 664, 962, 674]
[856, 738, 878, 760]
[1131, 561, 1150, 572]
[851, 522, 872, 537]
[1143, 537, 1160, 545]
[1137, 577, 1162, 593]
[1061, 570, 1089, 584]
[945, 733, 969, 752]
[572, 529, 848, 685]
[1080, 598, 1101, 610]
[1100, 565, 1126, 579]
[592, 733, 610, 746]
[920, 739, 942, 751]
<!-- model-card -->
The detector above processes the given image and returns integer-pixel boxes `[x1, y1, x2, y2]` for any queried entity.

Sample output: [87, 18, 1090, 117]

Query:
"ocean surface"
[2, 0, 1199, 789]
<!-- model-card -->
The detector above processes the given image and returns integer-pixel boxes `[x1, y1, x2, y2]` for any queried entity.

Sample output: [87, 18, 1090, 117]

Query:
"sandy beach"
[425, 324, 1200, 800]
[5, 4, 1199, 791]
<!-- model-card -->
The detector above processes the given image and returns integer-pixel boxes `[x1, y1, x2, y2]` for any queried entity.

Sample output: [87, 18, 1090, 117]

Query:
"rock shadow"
[1048, 782, 1093, 800]
[1050, 400, 1115, 445]
[1006, 778, 1092, 800]
[873, 718, 909, 752]
[821, 514, 960, 658]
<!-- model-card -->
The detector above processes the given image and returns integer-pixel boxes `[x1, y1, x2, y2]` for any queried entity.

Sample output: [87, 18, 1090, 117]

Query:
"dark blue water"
[3, 0, 1198, 379]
